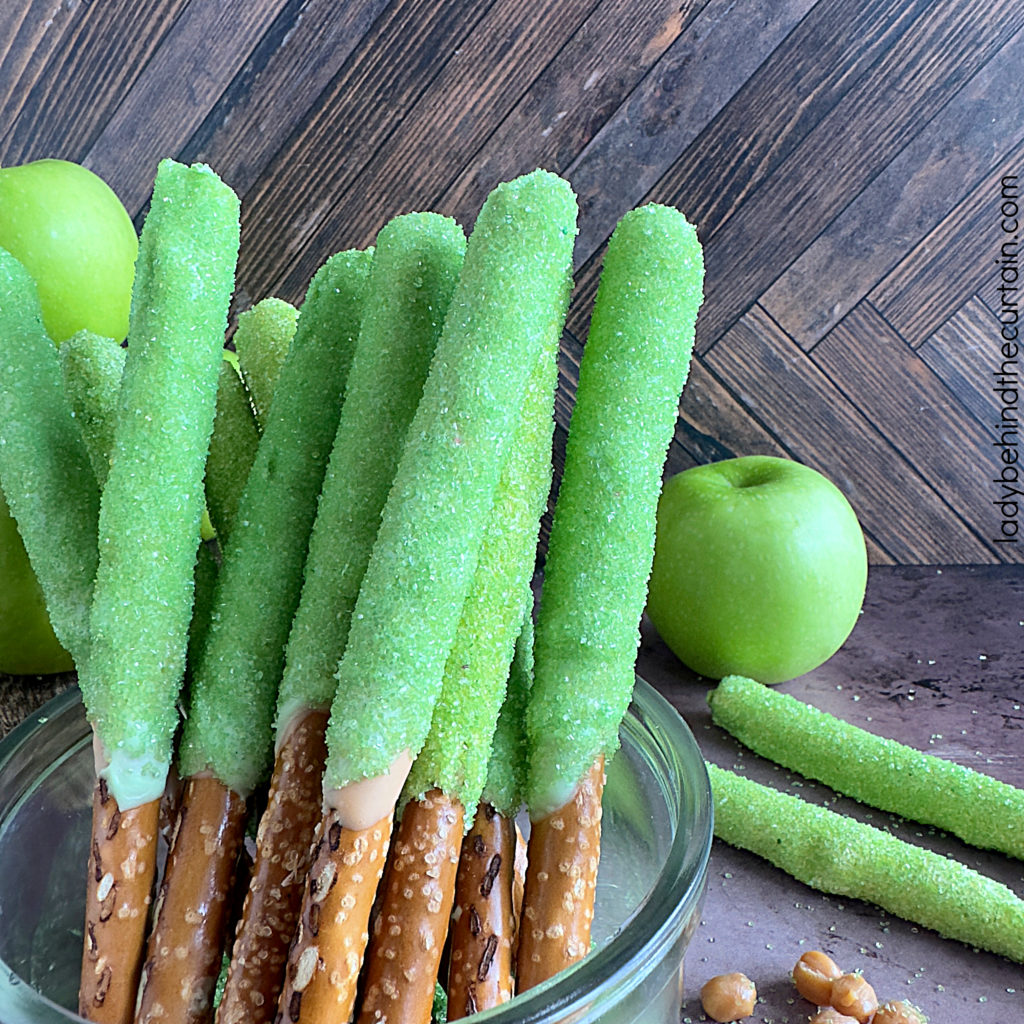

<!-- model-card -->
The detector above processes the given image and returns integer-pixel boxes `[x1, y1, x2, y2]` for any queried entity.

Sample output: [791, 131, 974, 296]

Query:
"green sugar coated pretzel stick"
[81, 158, 239, 810]
[482, 607, 534, 817]
[0, 251, 100, 668]
[274, 213, 466, 738]
[58, 330, 126, 488]
[526, 203, 704, 818]
[323, 168, 577, 800]
[233, 296, 297, 429]
[708, 763, 1024, 963]
[400, 329, 556, 818]
[204, 354, 260, 544]
[176, 249, 372, 795]
[709, 673, 1024, 861]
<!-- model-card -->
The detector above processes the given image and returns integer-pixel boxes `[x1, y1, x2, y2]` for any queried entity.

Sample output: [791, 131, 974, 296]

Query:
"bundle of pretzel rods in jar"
[0, 158, 704, 1024]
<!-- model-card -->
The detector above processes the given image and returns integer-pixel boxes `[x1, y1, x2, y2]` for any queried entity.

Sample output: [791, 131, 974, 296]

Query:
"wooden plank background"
[2, 0, 1022, 565]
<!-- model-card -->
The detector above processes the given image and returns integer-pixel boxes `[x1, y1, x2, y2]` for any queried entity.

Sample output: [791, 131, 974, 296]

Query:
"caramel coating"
[809, 1009, 861, 1024]
[873, 1000, 928, 1024]
[829, 972, 878, 1023]
[792, 949, 843, 1006]
[700, 972, 757, 1022]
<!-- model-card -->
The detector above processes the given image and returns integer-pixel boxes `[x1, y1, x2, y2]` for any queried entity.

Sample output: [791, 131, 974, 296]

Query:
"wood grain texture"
[0, 0, 1019, 579]
[813, 302, 1015, 561]
[870, 134, 1024, 347]
[919, 297, 1003, 438]
[762, 24, 1024, 349]
[704, 304, 993, 563]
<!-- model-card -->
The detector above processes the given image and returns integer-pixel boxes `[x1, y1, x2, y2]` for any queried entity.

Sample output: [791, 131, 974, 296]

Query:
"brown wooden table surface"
[3, 565, 1022, 1022]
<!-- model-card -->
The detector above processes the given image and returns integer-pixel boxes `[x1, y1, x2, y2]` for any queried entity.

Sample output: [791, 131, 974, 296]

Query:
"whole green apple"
[0, 158, 138, 344]
[646, 456, 867, 684]
[0, 159, 136, 675]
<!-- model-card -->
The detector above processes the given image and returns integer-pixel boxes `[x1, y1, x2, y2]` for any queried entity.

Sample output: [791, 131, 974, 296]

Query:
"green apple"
[646, 456, 867, 684]
[0, 159, 137, 674]
[0, 158, 138, 344]
[0, 492, 73, 675]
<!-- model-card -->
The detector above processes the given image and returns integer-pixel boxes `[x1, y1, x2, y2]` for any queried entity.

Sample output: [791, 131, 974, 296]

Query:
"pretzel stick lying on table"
[708, 673, 1024, 861]
[358, 268, 561, 1023]
[708, 763, 1024, 963]
[518, 204, 704, 991]
[216, 212, 465, 1024]
[277, 168, 577, 1024]
[134, 249, 372, 1024]
[72, 159, 240, 1024]
[448, 611, 535, 1019]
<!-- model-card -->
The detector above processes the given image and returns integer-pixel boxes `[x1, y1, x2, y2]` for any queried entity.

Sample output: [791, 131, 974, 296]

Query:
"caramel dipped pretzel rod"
[519, 204, 703, 991]
[76, 160, 240, 1024]
[134, 249, 371, 1024]
[448, 612, 535, 1019]
[358, 270, 559, 1023]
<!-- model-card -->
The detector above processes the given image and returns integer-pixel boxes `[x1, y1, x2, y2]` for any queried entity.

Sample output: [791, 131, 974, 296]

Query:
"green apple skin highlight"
[647, 455, 867, 684]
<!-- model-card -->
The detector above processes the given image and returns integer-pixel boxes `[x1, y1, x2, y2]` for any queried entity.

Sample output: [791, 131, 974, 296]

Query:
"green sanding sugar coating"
[0, 251, 100, 667]
[81, 160, 239, 810]
[481, 607, 535, 818]
[526, 203, 704, 818]
[275, 213, 466, 736]
[205, 357, 260, 544]
[401, 328, 557, 818]
[324, 169, 577, 794]
[58, 330, 126, 488]
[708, 763, 1024, 963]
[709, 674, 1024, 861]
[177, 249, 372, 795]
[234, 296, 298, 429]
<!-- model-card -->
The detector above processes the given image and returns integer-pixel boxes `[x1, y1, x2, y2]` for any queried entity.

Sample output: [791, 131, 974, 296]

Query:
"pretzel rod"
[519, 204, 702, 988]
[273, 212, 466, 740]
[322, 170, 577, 800]
[177, 248, 371, 798]
[709, 673, 1024, 861]
[526, 204, 703, 818]
[215, 708, 329, 1024]
[134, 777, 248, 1024]
[355, 185, 563, 1017]
[135, 250, 370, 1019]
[447, 803, 518, 1019]
[448, 611, 535, 1015]
[58, 330, 126, 488]
[232, 296, 298, 430]
[79, 781, 161, 1024]
[275, 809, 393, 1024]
[517, 756, 605, 992]
[0, 249, 100, 667]
[709, 763, 1024, 963]
[285, 170, 575, 1022]
[357, 790, 465, 1024]
[75, 159, 239, 1024]
[217, 215, 464, 1022]
[204, 354, 260, 546]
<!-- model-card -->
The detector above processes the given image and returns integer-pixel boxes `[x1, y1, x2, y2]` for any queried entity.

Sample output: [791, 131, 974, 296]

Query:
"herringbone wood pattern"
[3, 0, 1021, 563]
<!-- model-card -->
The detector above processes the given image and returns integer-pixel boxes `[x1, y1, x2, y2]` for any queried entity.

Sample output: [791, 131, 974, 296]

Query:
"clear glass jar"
[0, 677, 711, 1024]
